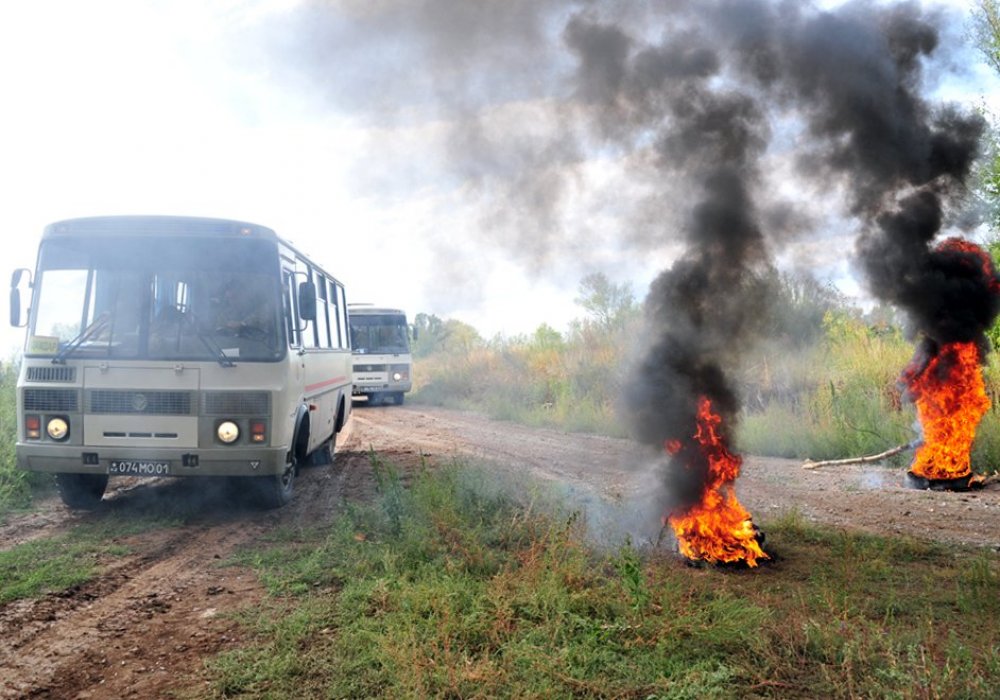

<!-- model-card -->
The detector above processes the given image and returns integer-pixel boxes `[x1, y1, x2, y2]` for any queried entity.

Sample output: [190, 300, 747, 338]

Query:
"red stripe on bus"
[305, 376, 348, 392]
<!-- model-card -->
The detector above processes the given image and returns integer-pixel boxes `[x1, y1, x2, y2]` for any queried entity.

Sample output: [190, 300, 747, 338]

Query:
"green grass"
[0, 512, 183, 604]
[205, 461, 1000, 699]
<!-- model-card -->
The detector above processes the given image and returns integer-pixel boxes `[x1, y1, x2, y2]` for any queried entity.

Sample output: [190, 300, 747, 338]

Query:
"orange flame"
[903, 341, 990, 481]
[666, 396, 768, 567]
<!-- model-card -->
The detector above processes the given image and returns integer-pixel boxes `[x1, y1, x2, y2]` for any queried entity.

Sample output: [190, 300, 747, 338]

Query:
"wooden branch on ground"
[802, 443, 911, 470]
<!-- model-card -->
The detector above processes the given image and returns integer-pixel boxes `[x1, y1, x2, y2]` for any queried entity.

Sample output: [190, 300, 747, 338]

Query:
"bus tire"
[393, 392, 405, 405]
[253, 461, 295, 509]
[334, 398, 347, 434]
[306, 438, 334, 466]
[55, 473, 108, 510]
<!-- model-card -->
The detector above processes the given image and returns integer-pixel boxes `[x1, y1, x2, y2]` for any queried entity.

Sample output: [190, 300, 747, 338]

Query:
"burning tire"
[903, 471, 985, 492]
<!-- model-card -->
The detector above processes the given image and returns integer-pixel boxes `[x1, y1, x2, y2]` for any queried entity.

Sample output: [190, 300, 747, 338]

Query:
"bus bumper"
[16, 443, 291, 478]
[352, 381, 412, 395]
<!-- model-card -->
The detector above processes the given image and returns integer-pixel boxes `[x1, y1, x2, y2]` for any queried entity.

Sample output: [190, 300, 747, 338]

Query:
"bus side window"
[336, 284, 348, 350]
[316, 277, 331, 348]
[283, 271, 299, 347]
[329, 280, 342, 348]
[302, 268, 319, 349]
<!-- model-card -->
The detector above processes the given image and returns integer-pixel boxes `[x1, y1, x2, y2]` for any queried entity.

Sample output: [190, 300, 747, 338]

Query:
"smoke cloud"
[264, 0, 987, 519]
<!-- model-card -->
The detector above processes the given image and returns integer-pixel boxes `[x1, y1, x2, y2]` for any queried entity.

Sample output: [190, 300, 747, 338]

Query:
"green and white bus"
[9, 216, 352, 509]
[348, 305, 413, 406]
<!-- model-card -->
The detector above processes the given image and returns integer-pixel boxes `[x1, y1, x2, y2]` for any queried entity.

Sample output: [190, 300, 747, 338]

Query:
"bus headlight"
[46, 416, 69, 441]
[217, 420, 240, 444]
[393, 372, 403, 381]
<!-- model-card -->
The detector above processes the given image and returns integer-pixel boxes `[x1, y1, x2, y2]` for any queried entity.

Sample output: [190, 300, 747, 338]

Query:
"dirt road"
[2, 404, 999, 698]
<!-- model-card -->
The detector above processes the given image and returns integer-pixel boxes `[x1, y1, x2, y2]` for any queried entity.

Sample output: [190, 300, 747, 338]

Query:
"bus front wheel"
[55, 473, 108, 510]
[253, 461, 295, 508]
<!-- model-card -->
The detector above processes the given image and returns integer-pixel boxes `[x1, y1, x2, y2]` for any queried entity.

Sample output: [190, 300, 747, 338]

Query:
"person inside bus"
[210, 275, 276, 342]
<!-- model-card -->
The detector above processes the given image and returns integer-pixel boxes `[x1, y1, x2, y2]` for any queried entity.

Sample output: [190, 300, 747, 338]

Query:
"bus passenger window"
[315, 278, 331, 348]
[337, 285, 348, 349]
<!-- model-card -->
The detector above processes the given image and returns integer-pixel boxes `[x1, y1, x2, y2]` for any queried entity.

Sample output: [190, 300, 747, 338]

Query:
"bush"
[410, 273, 1000, 466]
[0, 358, 37, 512]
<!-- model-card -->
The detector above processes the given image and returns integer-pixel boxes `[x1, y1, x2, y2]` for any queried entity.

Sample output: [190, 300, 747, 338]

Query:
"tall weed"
[412, 298, 1000, 464]
[0, 359, 36, 512]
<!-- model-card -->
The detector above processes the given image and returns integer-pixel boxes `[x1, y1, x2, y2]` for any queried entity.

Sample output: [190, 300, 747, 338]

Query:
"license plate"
[109, 460, 171, 476]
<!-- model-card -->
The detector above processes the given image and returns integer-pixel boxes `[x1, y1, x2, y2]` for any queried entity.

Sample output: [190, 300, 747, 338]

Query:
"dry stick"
[801, 443, 911, 470]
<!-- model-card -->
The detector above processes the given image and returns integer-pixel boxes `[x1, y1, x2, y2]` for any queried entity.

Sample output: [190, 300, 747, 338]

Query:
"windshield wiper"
[51, 313, 112, 364]
[156, 310, 236, 367]
[181, 315, 235, 368]
[196, 331, 236, 368]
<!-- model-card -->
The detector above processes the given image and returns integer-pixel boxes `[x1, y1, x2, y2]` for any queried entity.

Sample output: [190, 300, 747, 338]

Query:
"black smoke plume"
[264, 0, 988, 520]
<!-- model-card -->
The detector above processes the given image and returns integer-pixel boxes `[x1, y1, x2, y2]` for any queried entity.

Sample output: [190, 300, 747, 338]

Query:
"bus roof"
[42, 215, 278, 240]
[39, 215, 349, 288]
[348, 305, 406, 316]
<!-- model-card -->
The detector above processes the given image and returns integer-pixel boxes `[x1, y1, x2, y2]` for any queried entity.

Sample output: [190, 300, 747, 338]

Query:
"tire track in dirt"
[0, 419, 385, 700]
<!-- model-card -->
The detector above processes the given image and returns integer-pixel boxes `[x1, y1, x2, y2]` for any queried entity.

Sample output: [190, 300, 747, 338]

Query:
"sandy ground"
[1, 403, 998, 698]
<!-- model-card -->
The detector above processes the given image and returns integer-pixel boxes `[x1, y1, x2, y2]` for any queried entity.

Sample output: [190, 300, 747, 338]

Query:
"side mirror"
[10, 288, 21, 327]
[10, 267, 30, 328]
[411, 324, 419, 341]
[297, 281, 317, 321]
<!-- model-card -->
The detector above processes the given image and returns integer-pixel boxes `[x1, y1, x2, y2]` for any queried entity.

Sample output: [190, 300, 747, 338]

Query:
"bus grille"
[354, 364, 387, 373]
[203, 392, 270, 416]
[89, 390, 193, 415]
[25, 367, 77, 383]
[23, 389, 79, 412]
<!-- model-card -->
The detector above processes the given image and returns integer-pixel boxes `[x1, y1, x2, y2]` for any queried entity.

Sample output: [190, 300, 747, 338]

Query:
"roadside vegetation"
[411, 272, 639, 437]
[411, 271, 1000, 471]
[206, 459, 1000, 699]
[0, 358, 44, 514]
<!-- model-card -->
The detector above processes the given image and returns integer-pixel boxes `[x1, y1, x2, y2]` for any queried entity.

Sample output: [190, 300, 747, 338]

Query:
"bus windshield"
[350, 314, 409, 355]
[29, 236, 284, 362]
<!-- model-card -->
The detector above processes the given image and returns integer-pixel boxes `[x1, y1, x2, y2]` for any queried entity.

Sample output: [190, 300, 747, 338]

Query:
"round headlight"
[47, 417, 69, 441]
[393, 372, 402, 381]
[217, 420, 240, 444]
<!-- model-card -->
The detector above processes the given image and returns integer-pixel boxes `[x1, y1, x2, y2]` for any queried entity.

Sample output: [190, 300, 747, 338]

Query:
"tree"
[971, 0, 1000, 75]
[573, 272, 637, 331]
[439, 319, 482, 355]
[767, 270, 852, 347]
[411, 312, 445, 358]
[970, 1, 1000, 230]
[411, 312, 483, 358]
[970, 1, 1000, 349]
[532, 323, 564, 350]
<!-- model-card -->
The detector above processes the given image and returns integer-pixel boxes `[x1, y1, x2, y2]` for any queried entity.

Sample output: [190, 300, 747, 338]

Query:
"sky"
[1, 0, 998, 356]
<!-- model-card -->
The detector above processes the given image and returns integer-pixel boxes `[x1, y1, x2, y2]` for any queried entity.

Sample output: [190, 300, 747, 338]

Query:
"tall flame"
[902, 341, 990, 481]
[665, 397, 768, 567]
